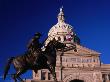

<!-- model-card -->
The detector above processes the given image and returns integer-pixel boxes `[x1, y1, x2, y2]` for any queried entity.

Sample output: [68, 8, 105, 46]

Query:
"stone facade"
[26, 8, 110, 82]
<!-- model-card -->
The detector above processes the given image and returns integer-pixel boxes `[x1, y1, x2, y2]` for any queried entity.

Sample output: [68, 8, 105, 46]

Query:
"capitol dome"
[46, 7, 80, 45]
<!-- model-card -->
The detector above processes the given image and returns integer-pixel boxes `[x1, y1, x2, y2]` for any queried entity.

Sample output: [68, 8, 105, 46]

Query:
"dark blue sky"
[0, 0, 110, 81]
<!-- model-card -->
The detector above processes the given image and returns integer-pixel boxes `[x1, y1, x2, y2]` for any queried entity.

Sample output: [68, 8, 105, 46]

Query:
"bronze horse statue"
[3, 39, 66, 82]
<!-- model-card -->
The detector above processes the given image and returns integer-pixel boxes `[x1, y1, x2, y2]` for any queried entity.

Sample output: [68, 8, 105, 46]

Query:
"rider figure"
[27, 32, 42, 53]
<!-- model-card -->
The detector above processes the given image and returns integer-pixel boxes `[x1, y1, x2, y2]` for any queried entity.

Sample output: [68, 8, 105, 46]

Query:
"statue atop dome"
[57, 6, 65, 23]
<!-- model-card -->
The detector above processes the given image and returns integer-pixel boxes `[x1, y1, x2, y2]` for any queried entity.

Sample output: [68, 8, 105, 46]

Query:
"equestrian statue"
[3, 32, 77, 82]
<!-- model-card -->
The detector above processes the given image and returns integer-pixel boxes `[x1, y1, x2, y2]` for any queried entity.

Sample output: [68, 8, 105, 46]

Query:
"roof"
[63, 43, 101, 56]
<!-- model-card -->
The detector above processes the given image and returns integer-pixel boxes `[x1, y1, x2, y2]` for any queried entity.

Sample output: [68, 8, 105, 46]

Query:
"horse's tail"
[3, 57, 14, 80]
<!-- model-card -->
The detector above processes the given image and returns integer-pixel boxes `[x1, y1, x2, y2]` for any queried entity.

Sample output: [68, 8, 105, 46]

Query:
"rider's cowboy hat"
[34, 32, 42, 36]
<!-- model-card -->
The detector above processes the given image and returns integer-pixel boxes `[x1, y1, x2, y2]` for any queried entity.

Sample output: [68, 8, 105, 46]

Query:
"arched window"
[58, 37, 61, 41]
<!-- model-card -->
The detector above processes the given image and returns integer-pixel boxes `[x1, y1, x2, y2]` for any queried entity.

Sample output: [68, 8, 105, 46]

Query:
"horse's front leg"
[51, 66, 57, 82]
[47, 65, 57, 82]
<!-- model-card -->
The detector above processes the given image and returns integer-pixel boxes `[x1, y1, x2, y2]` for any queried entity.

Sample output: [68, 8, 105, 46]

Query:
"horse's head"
[47, 38, 66, 50]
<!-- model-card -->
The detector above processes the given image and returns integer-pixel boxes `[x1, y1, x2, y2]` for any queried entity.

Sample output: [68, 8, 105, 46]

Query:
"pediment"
[63, 44, 101, 56]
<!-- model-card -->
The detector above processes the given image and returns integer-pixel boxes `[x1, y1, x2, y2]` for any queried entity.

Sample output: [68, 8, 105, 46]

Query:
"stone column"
[61, 36, 64, 42]
[60, 55, 63, 81]
[106, 74, 110, 82]
[59, 70, 61, 81]
[46, 72, 48, 80]
[39, 70, 42, 80]
[55, 36, 58, 40]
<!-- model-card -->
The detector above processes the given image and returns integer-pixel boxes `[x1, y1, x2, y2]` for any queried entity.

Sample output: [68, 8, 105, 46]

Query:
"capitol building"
[26, 8, 110, 82]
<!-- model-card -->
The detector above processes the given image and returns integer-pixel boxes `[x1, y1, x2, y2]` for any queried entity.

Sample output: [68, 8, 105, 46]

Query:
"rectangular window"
[41, 72, 46, 80]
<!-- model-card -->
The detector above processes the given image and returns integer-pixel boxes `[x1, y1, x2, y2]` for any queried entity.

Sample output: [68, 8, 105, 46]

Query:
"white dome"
[48, 22, 74, 38]
[45, 7, 77, 46]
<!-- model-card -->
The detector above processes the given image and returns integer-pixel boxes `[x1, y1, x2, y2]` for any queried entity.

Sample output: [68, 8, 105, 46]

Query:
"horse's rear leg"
[11, 74, 17, 82]
[14, 69, 26, 82]
[34, 68, 38, 74]
[17, 76, 24, 82]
